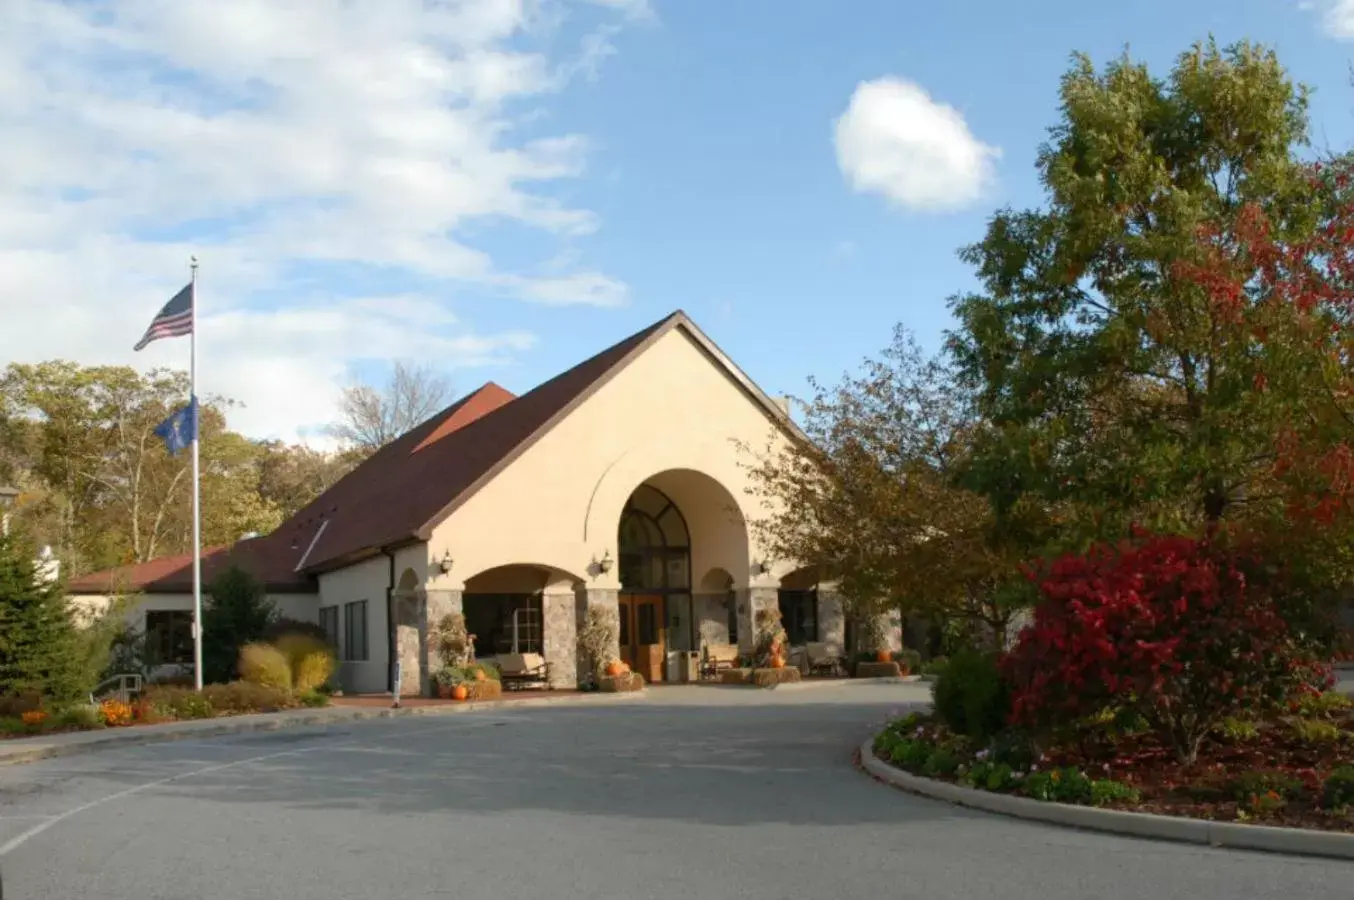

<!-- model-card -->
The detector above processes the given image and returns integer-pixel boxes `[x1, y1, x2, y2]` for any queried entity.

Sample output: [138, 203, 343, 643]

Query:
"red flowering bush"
[1003, 533, 1330, 765]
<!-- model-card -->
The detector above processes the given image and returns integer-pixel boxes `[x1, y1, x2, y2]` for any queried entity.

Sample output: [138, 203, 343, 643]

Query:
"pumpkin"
[605, 660, 624, 677]
[875, 649, 892, 663]
[770, 654, 785, 669]
[474, 668, 487, 682]
[452, 683, 469, 701]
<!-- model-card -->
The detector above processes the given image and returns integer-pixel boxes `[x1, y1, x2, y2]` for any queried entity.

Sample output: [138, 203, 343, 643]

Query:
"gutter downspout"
[382, 547, 396, 694]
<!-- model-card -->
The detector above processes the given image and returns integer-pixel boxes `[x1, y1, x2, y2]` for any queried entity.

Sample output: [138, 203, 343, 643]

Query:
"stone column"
[816, 590, 846, 657]
[576, 587, 620, 683]
[542, 590, 578, 689]
[736, 586, 779, 654]
[419, 589, 462, 697]
[392, 589, 422, 697]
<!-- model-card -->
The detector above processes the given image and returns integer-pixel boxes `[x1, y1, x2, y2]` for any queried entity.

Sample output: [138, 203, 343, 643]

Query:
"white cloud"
[1321, 0, 1354, 38]
[833, 77, 999, 212]
[0, 0, 637, 443]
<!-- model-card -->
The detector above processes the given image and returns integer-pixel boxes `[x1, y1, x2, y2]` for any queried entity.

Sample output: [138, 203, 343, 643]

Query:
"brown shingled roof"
[70, 310, 684, 593]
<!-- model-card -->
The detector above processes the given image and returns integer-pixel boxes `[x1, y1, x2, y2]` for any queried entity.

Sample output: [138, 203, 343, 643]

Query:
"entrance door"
[618, 594, 665, 682]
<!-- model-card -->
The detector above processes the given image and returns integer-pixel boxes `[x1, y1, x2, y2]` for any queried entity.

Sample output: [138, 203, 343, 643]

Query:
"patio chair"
[499, 652, 550, 690]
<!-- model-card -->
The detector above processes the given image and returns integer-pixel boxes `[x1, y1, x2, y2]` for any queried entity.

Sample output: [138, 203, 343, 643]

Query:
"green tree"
[947, 40, 1320, 541]
[201, 565, 275, 684]
[742, 327, 1052, 643]
[0, 532, 85, 701]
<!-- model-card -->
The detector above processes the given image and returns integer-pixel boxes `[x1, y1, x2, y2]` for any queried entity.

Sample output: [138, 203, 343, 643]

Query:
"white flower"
[975, 749, 990, 760]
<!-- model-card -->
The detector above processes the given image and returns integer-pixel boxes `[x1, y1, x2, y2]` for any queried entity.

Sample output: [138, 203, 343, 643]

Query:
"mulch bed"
[876, 707, 1354, 833]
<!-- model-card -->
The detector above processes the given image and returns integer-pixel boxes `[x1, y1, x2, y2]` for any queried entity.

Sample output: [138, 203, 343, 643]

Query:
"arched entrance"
[617, 483, 691, 681]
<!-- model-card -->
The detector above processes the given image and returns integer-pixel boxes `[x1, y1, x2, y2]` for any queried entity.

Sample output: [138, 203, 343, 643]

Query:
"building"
[67, 311, 897, 694]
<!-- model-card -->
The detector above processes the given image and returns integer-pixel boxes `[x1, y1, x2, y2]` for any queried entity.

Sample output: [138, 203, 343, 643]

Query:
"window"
[778, 589, 818, 645]
[146, 610, 193, 665]
[343, 601, 368, 661]
[463, 593, 541, 655]
[319, 606, 339, 650]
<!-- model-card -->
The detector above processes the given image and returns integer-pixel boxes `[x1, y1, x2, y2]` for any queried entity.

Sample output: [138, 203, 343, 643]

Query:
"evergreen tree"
[201, 565, 275, 684]
[0, 532, 84, 701]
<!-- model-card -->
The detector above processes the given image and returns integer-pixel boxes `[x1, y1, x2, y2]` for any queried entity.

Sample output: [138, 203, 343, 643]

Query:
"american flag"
[133, 282, 193, 351]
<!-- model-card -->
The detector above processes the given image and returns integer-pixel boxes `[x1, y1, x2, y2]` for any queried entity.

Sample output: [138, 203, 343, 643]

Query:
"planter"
[875, 649, 892, 663]
[437, 682, 454, 699]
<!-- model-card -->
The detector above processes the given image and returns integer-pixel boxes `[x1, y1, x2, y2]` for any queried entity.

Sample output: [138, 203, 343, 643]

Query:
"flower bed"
[872, 699, 1354, 831]
[0, 682, 331, 740]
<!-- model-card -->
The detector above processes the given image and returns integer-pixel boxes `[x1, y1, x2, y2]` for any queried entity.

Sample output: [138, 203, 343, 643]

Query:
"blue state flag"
[154, 396, 198, 456]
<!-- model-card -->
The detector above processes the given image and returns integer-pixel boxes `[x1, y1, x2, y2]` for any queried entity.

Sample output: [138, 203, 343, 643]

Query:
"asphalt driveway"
[0, 683, 1349, 899]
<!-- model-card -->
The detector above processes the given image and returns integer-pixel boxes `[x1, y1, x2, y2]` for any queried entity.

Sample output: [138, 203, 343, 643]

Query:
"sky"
[4, 0, 1354, 446]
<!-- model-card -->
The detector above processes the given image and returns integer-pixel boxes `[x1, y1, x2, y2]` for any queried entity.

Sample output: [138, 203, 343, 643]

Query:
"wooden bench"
[701, 643, 740, 680]
[498, 652, 550, 690]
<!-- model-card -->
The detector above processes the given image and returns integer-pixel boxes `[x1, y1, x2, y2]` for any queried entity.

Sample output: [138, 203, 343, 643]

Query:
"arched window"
[617, 484, 690, 592]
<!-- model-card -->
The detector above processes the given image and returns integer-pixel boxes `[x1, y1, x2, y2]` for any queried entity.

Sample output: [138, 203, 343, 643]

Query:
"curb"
[0, 691, 648, 767]
[858, 738, 1354, 861]
[769, 675, 927, 691]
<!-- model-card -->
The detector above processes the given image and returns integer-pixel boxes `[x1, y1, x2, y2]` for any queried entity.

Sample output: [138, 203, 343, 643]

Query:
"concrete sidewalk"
[0, 690, 648, 767]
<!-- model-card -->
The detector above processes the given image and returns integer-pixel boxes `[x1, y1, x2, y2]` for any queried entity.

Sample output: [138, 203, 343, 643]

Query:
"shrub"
[1022, 767, 1092, 804]
[1320, 766, 1354, 809]
[1003, 534, 1328, 765]
[894, 648, 922, 674]
[141, 686, 214, 720]
[987, 729, 1036, 770]
[750, 667, 802, 687]
[238, 642, 292, 690]
[0, 691, 41, 717]
[963, 759, 1018, 791]
[932, 649, 1009, 741]
[297, 689, 330, 708]
[201, 680, 292, 714]
[577, 606, 619, 681]
[0, 532, 87, 702]
[21, 709, 47, 728]
[427, 613, 474, 669]
[888, 739, 934, 770]
[275, 634, 336, 692]
[99, 699, 133, 727]
[1291, 717, 1343, 744]
[466, 661, 500, 681]
[1090, 779, 1141, 807]
[435, 666, 466, 687]
[262, 618, 330, 644]
[1216, 716, 1260, 742]
[53, 703, 104, 730]
[1297, 691, 1353, 719]
[921, 747, 961, 777]
[202, 565, 276, 684]
[1230, 770, 1303, 802]
[921, 656, 950, 677]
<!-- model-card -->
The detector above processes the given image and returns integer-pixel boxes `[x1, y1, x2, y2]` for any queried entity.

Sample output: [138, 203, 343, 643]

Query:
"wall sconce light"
[596, 549, 613, 574]
[437, 549, 454, 575]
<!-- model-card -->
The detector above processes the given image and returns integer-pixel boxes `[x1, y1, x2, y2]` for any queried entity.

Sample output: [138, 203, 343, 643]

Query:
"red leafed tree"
[1003, 533, 1329, 765]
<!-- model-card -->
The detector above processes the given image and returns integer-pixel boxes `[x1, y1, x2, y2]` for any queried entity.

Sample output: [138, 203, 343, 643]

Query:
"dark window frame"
[146, 610, 194, 665]
[777, 589, 819, 645]
[343, 600, 369, 662]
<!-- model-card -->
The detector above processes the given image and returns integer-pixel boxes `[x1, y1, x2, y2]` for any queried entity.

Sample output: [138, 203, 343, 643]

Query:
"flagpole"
[190, 256, 203, 692]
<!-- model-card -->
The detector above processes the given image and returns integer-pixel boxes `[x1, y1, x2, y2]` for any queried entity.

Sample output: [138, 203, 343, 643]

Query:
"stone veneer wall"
[693, 593, 734, 647]
[542, 590, 578, 689]
[392, 590, 421, 697]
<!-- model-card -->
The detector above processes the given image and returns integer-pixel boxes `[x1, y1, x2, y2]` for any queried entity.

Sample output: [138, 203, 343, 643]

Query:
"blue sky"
[3, 0, 1354, 442]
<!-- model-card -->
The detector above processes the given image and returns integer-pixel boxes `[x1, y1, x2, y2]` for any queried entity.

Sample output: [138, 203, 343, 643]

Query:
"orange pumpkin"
[452, 683, 469, 701]
[770, 654, 785, 669]
[875, 649, 892, 663]
[605, 660, 624, 677]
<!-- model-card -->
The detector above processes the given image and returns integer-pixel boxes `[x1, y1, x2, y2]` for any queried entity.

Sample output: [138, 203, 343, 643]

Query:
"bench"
[498, 652, 550, 690]
[805, 642, 844, 677]
[701, 643, 740, 680]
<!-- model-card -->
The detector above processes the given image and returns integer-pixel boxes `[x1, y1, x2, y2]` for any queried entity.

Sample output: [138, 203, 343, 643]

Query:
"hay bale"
[720, 668, 753, 685]
[750, 667, 802, 687]
[855, 661, 902, 679]
[600, 672, 646, 693]
[466, 679, 503, 701]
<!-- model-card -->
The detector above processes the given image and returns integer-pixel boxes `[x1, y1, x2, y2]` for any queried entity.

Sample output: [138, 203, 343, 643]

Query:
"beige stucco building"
[68, 312, 896, 694]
